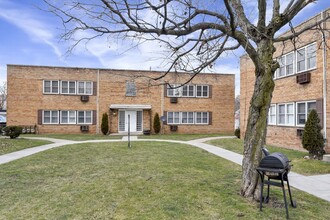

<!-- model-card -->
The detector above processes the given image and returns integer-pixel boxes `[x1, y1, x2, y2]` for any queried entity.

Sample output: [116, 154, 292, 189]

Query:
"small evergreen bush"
[302, 109, 325, 158]
[3, 126, 23, 139]
[101, 113, 109, 135]
[234, 127, 240, 139]
[153, 113, 161, 134]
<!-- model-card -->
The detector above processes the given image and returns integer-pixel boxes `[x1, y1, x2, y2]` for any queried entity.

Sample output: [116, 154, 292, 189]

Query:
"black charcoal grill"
[256, 148, 296, 219]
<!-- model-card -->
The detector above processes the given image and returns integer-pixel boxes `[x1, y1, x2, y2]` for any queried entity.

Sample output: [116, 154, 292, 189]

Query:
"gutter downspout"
[322, 11, 327, 142]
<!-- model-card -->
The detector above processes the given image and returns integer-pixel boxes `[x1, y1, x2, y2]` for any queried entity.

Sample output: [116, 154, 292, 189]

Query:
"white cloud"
[0, 1, 62, 58]
[0, 65, 6, 84]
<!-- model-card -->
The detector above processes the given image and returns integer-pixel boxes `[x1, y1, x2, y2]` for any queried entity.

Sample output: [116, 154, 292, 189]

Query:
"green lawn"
[22, 133, 233, 141]
[0, 138, 52, 155]
[207, 138, 330, 176]
[140, 133, 232, 141]
[0, 141, 329, 219]
[22, 134, 123, 141]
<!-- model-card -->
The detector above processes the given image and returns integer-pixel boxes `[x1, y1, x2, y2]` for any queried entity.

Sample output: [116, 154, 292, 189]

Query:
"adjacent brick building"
[7, 65, 234, 135]
[240, 9, 330, 153]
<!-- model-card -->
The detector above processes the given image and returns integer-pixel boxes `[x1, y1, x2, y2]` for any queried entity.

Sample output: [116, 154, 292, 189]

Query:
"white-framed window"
[61, 81, 76, 94]
[43, 80, 59, 94]
[167, 84, 181, 97]
[278, 56, 286, 78]
[276, 52, 294, 78]
[296, 43, 316, 73]
[77, 81, 93, 95]
[181, 112, 194, 124]
[196, 85, 209, 98]
[296, 47, 306, 72]
[296, 101, 316, 126]
[285, 53, 294, 76]
[195, 112, 209, 124]
[307, 44, 317, 70]
[182, 85, 195, 97]
[77, 110, 92, 124]
[43, 110, 59, 124]
[277, 103, 294, 126]
[268, 104, 276, 125]
[167, 84, 209, 98]
[167, 112, 180, 124]
[274, 43, 317, 79]
[60, 110, 76, 124]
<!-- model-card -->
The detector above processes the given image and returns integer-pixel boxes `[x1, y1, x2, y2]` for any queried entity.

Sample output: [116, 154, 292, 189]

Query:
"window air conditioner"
[81, 95, 89, 102]
[170, 125, 178, 131]
[170, 97, 178, 103]
[296, 128, 304, 138]
[296, 72, 311, 84]
[80, 125, 89, 131]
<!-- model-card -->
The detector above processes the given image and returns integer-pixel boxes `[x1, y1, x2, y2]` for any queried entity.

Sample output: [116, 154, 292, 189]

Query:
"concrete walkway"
[0, 136, 329, 202]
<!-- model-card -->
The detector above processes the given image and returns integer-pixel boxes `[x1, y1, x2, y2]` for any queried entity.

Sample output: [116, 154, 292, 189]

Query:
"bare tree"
[0, 82, 6, 110]
[235, 95, 240, 112]
[43, 0, 330, 199]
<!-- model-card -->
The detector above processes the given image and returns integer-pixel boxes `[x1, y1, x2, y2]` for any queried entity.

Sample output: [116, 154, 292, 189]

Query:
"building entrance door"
[118, 110, 143, 133]
[125, 110, 137, 132]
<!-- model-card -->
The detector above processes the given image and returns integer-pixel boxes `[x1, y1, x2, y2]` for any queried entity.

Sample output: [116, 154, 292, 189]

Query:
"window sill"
[274, 68, 316, 81]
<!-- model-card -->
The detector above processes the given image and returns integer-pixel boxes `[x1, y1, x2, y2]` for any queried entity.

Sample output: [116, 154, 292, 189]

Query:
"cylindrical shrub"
[153, 113, 161, 134]
[234, 127, 240, 139]
[3, 126, 23, 139]
[101, 113, 109, 135]
[302, 109, 325, 158]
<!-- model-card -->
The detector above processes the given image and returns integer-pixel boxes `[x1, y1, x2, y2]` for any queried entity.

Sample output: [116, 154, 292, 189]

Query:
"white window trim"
[167, 111, 209, 125]
[43, 80, 59, 94]
[77, 81, 93, 95]
[285, 52, 295, 76]
[195, 112, 209, 124]
[274, 42, 317, 79]
[182, 85, 195, 97]
[169, 112, 180, 124]
[296, 100, 316, 127]
[167, 84, 182, 97]
[276, 52, 295, 79]
[167, 84, 209, 98]
[277, 103, 295, 126]
[77, 110, 93, 124]
[268, 104, 276, 125]
[61, 81, 76, 95]
[60, 110, 77, 124]
[181, 112, 195, 124]
[42, 110, 59, 124]
[296, 42, 317, 74]
[196, 85, 209, 98]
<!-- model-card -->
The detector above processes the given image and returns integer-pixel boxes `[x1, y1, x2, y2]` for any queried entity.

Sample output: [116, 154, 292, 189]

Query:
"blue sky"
[1, 0, 330, 96]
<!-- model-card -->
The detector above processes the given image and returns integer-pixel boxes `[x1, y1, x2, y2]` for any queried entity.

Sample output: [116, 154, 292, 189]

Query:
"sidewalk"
[0, 136, 329, 202]
[188, 137, 330, 203]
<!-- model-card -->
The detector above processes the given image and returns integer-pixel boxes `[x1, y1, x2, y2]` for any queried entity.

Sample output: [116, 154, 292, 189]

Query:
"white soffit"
[110, 104, 152, 109]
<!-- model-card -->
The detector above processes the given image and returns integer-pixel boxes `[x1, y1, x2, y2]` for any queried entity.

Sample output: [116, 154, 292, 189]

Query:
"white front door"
[125, 110, 137, 132]
[118, 110, 143, 133]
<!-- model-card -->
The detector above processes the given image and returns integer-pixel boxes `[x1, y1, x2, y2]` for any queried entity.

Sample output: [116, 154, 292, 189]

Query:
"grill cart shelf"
[256, 151, 297, 219]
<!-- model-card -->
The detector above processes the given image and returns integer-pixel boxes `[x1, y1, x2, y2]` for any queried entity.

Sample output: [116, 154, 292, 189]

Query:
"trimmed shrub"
[302, 109, 325, 158]
[3, 126, 23, 139]
[153, 113, 161, 134]
[101, 113, 109, 135]
[234, 127, 240, 139]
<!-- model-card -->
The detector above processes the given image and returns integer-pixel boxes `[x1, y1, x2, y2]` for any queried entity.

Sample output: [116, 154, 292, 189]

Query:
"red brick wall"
[7, 65, 235, 135]
[240, 11, 330, 153]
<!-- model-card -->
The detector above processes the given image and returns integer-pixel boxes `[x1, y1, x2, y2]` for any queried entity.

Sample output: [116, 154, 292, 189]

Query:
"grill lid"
[259, 152, 290, 169]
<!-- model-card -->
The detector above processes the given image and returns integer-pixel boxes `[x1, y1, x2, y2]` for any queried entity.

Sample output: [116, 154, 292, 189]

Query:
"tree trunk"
[240, 40, 276, 200]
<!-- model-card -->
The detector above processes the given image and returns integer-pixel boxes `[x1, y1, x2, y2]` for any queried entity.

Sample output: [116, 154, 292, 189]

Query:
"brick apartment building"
[7, 65, 234, 135]
[240, 9, 330, 153]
